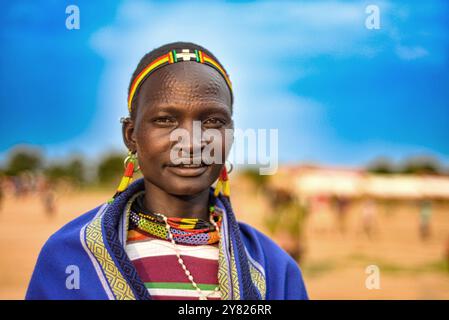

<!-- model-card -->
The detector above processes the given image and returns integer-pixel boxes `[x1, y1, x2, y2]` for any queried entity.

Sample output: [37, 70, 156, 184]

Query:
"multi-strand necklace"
[128, 202, 222, 300]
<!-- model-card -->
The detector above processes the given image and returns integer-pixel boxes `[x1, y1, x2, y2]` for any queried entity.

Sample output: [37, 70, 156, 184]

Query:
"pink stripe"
[127, 232, 219, 247]
[131, 255, 219, 284]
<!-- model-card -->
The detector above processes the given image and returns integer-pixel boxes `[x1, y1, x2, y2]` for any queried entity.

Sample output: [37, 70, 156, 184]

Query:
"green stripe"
[194, 49, 200, 62]
[172, 50, 177, 63]
[145, 282, 218, 291]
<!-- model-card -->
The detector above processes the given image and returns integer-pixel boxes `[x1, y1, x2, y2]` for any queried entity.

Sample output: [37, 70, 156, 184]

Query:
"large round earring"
[225, 160, 233, 174]
[108, 150, 139, 203]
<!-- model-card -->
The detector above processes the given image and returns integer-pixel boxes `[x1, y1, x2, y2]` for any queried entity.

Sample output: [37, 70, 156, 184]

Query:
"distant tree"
[44, 157, 86, 185]
[400, 156, 441, 175]
[65, 158, 86, 185]
[5, 147, 44, 176]
[97, 153, 124, 184]
[367, 157, 395, 174]
[44, 164, 67, 182]
[367, 155, 443, 175]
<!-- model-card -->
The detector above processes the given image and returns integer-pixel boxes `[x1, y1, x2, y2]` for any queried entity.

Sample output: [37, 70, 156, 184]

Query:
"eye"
[203, 117, 226, 128]
[153, 116, 177, 126]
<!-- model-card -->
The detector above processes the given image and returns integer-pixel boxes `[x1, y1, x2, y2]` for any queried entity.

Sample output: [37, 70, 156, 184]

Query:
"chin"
[165, 177, 213, 196]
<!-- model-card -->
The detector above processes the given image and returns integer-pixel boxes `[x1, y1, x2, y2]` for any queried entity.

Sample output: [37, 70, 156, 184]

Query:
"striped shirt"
[125, 229, 221, 300]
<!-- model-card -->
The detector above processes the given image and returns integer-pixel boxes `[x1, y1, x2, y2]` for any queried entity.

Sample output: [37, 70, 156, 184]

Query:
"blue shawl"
[26, 178, 308, 300]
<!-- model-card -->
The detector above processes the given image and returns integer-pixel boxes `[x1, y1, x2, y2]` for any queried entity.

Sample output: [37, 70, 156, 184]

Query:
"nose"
[171, 120, 207, 158]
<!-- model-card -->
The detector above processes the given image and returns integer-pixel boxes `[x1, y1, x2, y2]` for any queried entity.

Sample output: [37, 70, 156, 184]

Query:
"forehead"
[136, 61, 232, 113]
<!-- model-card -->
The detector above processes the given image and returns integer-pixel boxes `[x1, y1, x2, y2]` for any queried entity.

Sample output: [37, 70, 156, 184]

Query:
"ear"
[122, 117, 137, 152]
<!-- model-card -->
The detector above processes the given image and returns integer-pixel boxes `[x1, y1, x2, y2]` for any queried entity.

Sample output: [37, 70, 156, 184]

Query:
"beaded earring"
[108, 150, 140, 203]
[213, 163, 232, 197]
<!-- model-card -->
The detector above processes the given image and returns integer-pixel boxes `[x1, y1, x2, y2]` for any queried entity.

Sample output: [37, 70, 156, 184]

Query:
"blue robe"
[26, 178, 308, 300]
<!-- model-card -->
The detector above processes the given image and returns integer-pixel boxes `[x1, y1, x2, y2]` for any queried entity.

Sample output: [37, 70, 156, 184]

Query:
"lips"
[173, 163, 205, 168]
[166, 161, 210, 177]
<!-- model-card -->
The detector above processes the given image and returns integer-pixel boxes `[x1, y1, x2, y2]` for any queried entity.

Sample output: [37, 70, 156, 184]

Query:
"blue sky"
[1, 0, 448, 167]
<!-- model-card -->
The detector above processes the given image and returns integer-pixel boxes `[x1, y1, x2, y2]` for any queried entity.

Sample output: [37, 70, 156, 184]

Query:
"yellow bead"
[214, 180, 222, 197]
[117, 176, 131, 192]
[223, 181, 231, 196]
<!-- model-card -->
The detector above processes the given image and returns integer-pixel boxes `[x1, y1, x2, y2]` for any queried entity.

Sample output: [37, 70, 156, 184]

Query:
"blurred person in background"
[333, 195, 350, 235]
[37, 176, 57, 217]
[418, 199, 432, 241]
[0, 175, 4, 212]
[361, 197, 377, 239]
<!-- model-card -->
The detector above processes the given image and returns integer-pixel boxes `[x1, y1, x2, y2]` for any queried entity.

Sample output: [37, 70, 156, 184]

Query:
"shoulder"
[26, 203, 109, 299]
[32, 203, 106, 268]
[45, 203, 105, 247]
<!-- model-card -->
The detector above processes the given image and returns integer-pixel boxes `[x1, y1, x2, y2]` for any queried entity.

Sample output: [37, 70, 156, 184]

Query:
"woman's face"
[123, 61, 233, 196]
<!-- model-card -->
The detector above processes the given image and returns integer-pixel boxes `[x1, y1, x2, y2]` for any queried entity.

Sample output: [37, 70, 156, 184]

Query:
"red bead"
[124, 161, 135, 177]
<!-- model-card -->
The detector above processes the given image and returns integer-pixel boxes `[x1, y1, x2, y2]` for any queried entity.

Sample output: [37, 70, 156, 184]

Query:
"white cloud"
[395, 45, 428, 60]
[84, 0, 381, 158]
[72, 0, 445, 164]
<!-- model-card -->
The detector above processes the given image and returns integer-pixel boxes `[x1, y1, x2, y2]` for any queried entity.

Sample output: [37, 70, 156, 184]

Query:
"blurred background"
[1, 0, 448, 299]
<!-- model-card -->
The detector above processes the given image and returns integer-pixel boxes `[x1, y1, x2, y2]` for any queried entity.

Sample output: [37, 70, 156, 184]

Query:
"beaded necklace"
[126, 193, 222, 299]
[155, 211, 221, 300]
[128, 205, 222, 245]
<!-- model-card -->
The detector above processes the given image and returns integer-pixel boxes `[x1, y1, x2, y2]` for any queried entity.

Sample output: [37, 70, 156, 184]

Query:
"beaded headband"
[127, 48, 233, 112]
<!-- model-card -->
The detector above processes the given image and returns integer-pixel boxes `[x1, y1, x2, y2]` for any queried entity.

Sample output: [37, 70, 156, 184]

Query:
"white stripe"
[125, 239, 218, 261]
[121, 191, 143, 247]
[148, 288, 221, 298]
[119, 203, 128, 247]
[245, 247, 266, 277]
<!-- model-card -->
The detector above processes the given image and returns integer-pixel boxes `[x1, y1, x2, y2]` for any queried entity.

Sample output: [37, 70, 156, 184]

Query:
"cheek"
[211, 163, 223, 178]
[203, 128, 233, 163]
[135, 126, 172, 162]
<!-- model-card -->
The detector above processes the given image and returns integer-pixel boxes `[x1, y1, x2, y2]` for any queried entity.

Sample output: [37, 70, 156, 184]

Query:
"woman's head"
[122, 42, 234, 197]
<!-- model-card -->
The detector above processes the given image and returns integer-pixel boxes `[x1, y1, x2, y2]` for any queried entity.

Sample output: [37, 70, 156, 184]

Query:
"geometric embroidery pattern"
[249, 262, 266, 299]
[218, 232, 231, 300]
[102, 206, 150, 300]
[85, 213, 136, 300]
[229, 239, 241, 300]
[219, 194, 264, 300]
[84, 178, 265, 301]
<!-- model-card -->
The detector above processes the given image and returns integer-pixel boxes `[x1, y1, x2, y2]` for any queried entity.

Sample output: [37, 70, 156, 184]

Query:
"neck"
[142, 180, 211, 220]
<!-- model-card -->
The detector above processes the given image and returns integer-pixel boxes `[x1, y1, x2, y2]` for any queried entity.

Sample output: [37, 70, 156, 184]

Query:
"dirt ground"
[1, 178, 448, 300]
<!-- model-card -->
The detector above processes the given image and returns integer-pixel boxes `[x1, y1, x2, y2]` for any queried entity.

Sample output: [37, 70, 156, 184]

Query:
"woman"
[26, 42, 308, 300]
